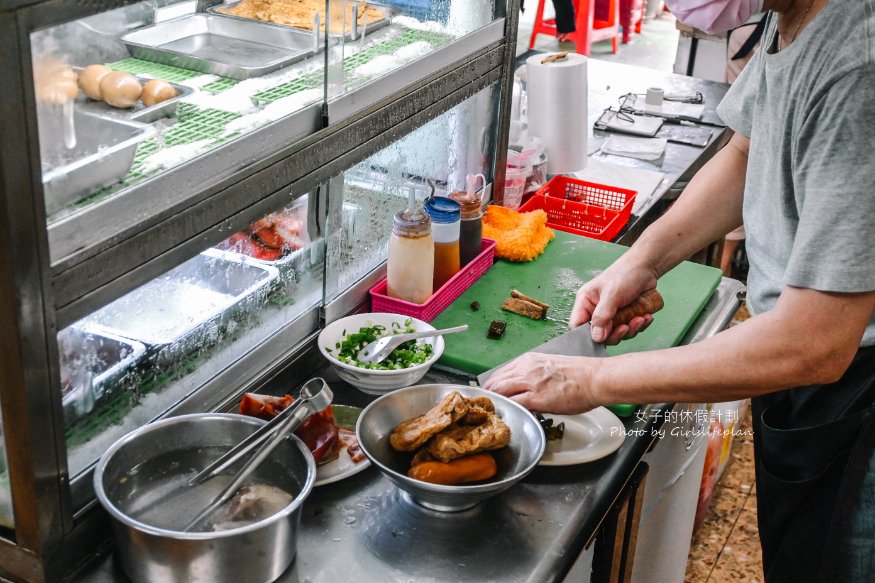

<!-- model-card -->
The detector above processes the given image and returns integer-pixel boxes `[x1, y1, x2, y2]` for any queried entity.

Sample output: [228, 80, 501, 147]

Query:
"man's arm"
[487, 287, 875, 413]
[569, 133, 750, 340]
[595, 287, 875, 405]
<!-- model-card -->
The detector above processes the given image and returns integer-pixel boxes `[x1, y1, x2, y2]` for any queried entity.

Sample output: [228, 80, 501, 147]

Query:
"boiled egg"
[141, 79, 177, 107]
[99, 71, 142, 109]
[78, 64, 112, 100]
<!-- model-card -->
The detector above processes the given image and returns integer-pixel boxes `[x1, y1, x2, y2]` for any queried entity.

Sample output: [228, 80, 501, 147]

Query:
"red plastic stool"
[529, 0, 620, 56]
[620, 0, 644, 43]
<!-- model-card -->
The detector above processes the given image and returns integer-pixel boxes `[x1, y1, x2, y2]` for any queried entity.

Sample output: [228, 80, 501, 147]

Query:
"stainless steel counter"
[73, 54, 739, 583]
[75, 278, 744, 583]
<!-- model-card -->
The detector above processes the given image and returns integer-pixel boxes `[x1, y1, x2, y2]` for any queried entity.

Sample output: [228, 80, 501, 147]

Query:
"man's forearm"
[624, 134, 749, 277]
[594, 288, 875, 406]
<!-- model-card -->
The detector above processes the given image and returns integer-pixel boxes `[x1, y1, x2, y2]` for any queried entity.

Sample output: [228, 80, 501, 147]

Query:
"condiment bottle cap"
[393, 207, 431, 236]
[423, 196, 461, 224]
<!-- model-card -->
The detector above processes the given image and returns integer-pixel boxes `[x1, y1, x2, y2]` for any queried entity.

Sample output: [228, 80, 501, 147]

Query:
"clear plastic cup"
[503, 166, 529, 210]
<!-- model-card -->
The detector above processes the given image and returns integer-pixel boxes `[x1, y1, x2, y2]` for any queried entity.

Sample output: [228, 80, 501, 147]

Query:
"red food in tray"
[218, 210, 307, 262]
[239, 393, 364, 466]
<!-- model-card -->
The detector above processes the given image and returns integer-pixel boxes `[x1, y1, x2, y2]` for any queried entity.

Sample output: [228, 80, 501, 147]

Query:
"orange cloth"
[482, 205, 554, 262]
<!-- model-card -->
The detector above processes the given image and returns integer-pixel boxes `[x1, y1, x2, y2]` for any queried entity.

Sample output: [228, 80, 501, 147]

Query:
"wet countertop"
[76, 278, 744, 583]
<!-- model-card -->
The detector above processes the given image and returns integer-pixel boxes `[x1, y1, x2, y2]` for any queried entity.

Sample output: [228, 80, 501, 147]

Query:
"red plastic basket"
[519, 177, 637, 241]
[369, 238, 496, 322]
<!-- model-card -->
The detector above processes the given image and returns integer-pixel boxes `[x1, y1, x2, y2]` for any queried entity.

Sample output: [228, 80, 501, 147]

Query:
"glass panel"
[31, 1, 324, 224]
[59, 193, 325, 480]
[325, 83, 500, 300]
[325, 0, 501, 99]
[0, 403, 13, 529]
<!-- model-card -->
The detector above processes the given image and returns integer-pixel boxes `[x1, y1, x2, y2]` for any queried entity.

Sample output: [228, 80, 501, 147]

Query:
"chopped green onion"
[333, 321, 433, 370]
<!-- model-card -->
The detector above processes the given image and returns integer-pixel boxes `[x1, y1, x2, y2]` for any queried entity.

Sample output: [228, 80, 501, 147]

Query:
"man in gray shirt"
[487, 0, 875, 580]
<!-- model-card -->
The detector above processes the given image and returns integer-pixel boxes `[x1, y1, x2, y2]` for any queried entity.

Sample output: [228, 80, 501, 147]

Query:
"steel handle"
[393, 325, 469, 342]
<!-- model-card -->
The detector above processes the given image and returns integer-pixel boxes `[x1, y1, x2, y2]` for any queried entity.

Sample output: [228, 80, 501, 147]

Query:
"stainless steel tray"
[83, 249, 280, 364]
[40, 110, 155, 215]
[207, 0, 391, 42]
[121, 14, 317, 80]
[58, 324, 147, 424]
[73, 68, 195, 124]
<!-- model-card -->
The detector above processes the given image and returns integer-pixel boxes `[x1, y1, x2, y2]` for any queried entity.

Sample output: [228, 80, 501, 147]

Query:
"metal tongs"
[182, 377, 333, 532]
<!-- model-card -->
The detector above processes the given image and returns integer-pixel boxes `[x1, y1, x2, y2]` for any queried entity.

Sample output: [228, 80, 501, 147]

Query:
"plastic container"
[387, 200, 434, 304]
[503, 166, 529, 210]
[370, 238, 496, 322]
[518, 177, 637, 241]
[424, 196, 461, 290]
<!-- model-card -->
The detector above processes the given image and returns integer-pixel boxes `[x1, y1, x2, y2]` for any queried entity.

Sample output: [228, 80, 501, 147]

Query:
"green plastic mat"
[253, 72, 322, 104]
[344, 28, 452, 75]
[77, 27, 453, 207]
[109, 58, 240, 94]
[74, 104, 242, 208]
[252, 27, 453, 104]
[202, 77, 240, 94]
[108, 58, 203, 83]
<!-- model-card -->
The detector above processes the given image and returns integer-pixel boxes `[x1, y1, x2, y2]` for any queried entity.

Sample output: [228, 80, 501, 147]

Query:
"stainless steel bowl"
[356, 384, 546, 512]
[93, 413, 316, 583]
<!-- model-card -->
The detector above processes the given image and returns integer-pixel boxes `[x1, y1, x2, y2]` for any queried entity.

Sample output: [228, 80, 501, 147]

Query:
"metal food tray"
[83, 249, 280, 364]
[207, 0, 391, 42]
[40, 110, 155, 215]
[121, 14, 317, 80]
[58, 324, 147, 424]
[73, 68, 195, 124]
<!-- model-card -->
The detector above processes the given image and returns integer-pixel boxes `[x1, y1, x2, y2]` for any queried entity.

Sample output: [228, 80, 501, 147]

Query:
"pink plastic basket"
[370, 238, 496, 322]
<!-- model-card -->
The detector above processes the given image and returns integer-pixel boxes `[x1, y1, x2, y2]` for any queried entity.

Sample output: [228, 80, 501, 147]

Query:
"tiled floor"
[685, 408, 763, 582]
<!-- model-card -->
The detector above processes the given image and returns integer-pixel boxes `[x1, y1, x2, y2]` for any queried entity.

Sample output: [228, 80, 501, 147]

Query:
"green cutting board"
[433, 230, 723, 375]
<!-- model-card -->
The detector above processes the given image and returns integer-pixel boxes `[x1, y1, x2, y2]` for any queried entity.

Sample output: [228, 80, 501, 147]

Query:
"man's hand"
[483, 353, 602, 414]
[570, 257, 659, 344]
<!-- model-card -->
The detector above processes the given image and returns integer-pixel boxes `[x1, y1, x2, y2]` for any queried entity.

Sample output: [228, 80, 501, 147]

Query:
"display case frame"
[0, 0, 519, 580]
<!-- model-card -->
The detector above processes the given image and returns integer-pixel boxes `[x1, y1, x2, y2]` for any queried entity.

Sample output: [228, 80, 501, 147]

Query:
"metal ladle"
[182, 377, 333, 532]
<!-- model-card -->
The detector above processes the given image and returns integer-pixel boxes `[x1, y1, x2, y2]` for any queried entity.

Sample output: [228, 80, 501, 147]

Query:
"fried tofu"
[502, 297, 547, 320]
[426, 412, 511, 462]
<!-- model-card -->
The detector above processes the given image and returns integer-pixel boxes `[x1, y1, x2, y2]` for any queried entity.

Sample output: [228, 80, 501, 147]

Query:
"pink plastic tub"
[370, 238, 496, 322]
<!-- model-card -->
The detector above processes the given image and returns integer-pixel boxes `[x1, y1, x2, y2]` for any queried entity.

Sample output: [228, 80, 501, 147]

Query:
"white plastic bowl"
[317, 313, 444, 394]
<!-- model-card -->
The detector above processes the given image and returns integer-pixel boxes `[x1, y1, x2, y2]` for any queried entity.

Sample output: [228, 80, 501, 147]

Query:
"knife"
[477, 289, 664, 385]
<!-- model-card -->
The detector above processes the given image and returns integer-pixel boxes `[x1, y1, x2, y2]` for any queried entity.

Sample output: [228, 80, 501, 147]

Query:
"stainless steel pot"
[93, 413, 316, 583]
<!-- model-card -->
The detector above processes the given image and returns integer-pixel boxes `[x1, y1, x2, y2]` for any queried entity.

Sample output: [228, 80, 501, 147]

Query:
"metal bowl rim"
[93, 412, 316, 540]
[355, 384, 547, 494]
[317, 313, 445, 376]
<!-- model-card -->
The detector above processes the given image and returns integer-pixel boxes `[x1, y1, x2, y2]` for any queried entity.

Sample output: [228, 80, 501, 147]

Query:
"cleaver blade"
[477, 323, 608, 386]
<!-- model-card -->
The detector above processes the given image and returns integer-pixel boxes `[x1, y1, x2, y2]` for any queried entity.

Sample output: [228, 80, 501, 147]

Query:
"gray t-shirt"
[717, 1, 875, 346]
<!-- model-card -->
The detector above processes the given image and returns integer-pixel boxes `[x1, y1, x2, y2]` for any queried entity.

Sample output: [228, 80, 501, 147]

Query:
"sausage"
[407, 452, 497, 485]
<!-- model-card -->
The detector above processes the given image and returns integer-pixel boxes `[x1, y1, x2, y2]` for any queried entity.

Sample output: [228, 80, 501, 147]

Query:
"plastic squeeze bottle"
[424, 191, 461, 291]
[450, 173, 486, 267]
[387, 187, 434, 304]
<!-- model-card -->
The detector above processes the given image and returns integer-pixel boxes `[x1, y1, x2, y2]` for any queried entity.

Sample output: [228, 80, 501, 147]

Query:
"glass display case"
[59, 193, 325, 494]
[0, 0, 517, 579]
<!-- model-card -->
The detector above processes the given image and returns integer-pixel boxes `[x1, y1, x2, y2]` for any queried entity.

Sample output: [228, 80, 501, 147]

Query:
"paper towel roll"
[525, 52, 588, 175]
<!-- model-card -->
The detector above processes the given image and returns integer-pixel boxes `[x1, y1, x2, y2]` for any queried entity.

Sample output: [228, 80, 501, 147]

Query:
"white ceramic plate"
[314, 405, 371, 487]
[538, 407, 626, 466]
[315, 445, 371, 487]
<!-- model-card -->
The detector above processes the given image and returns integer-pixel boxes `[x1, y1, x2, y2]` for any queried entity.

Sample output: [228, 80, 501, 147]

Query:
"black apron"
[752, 345, 875, 582]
